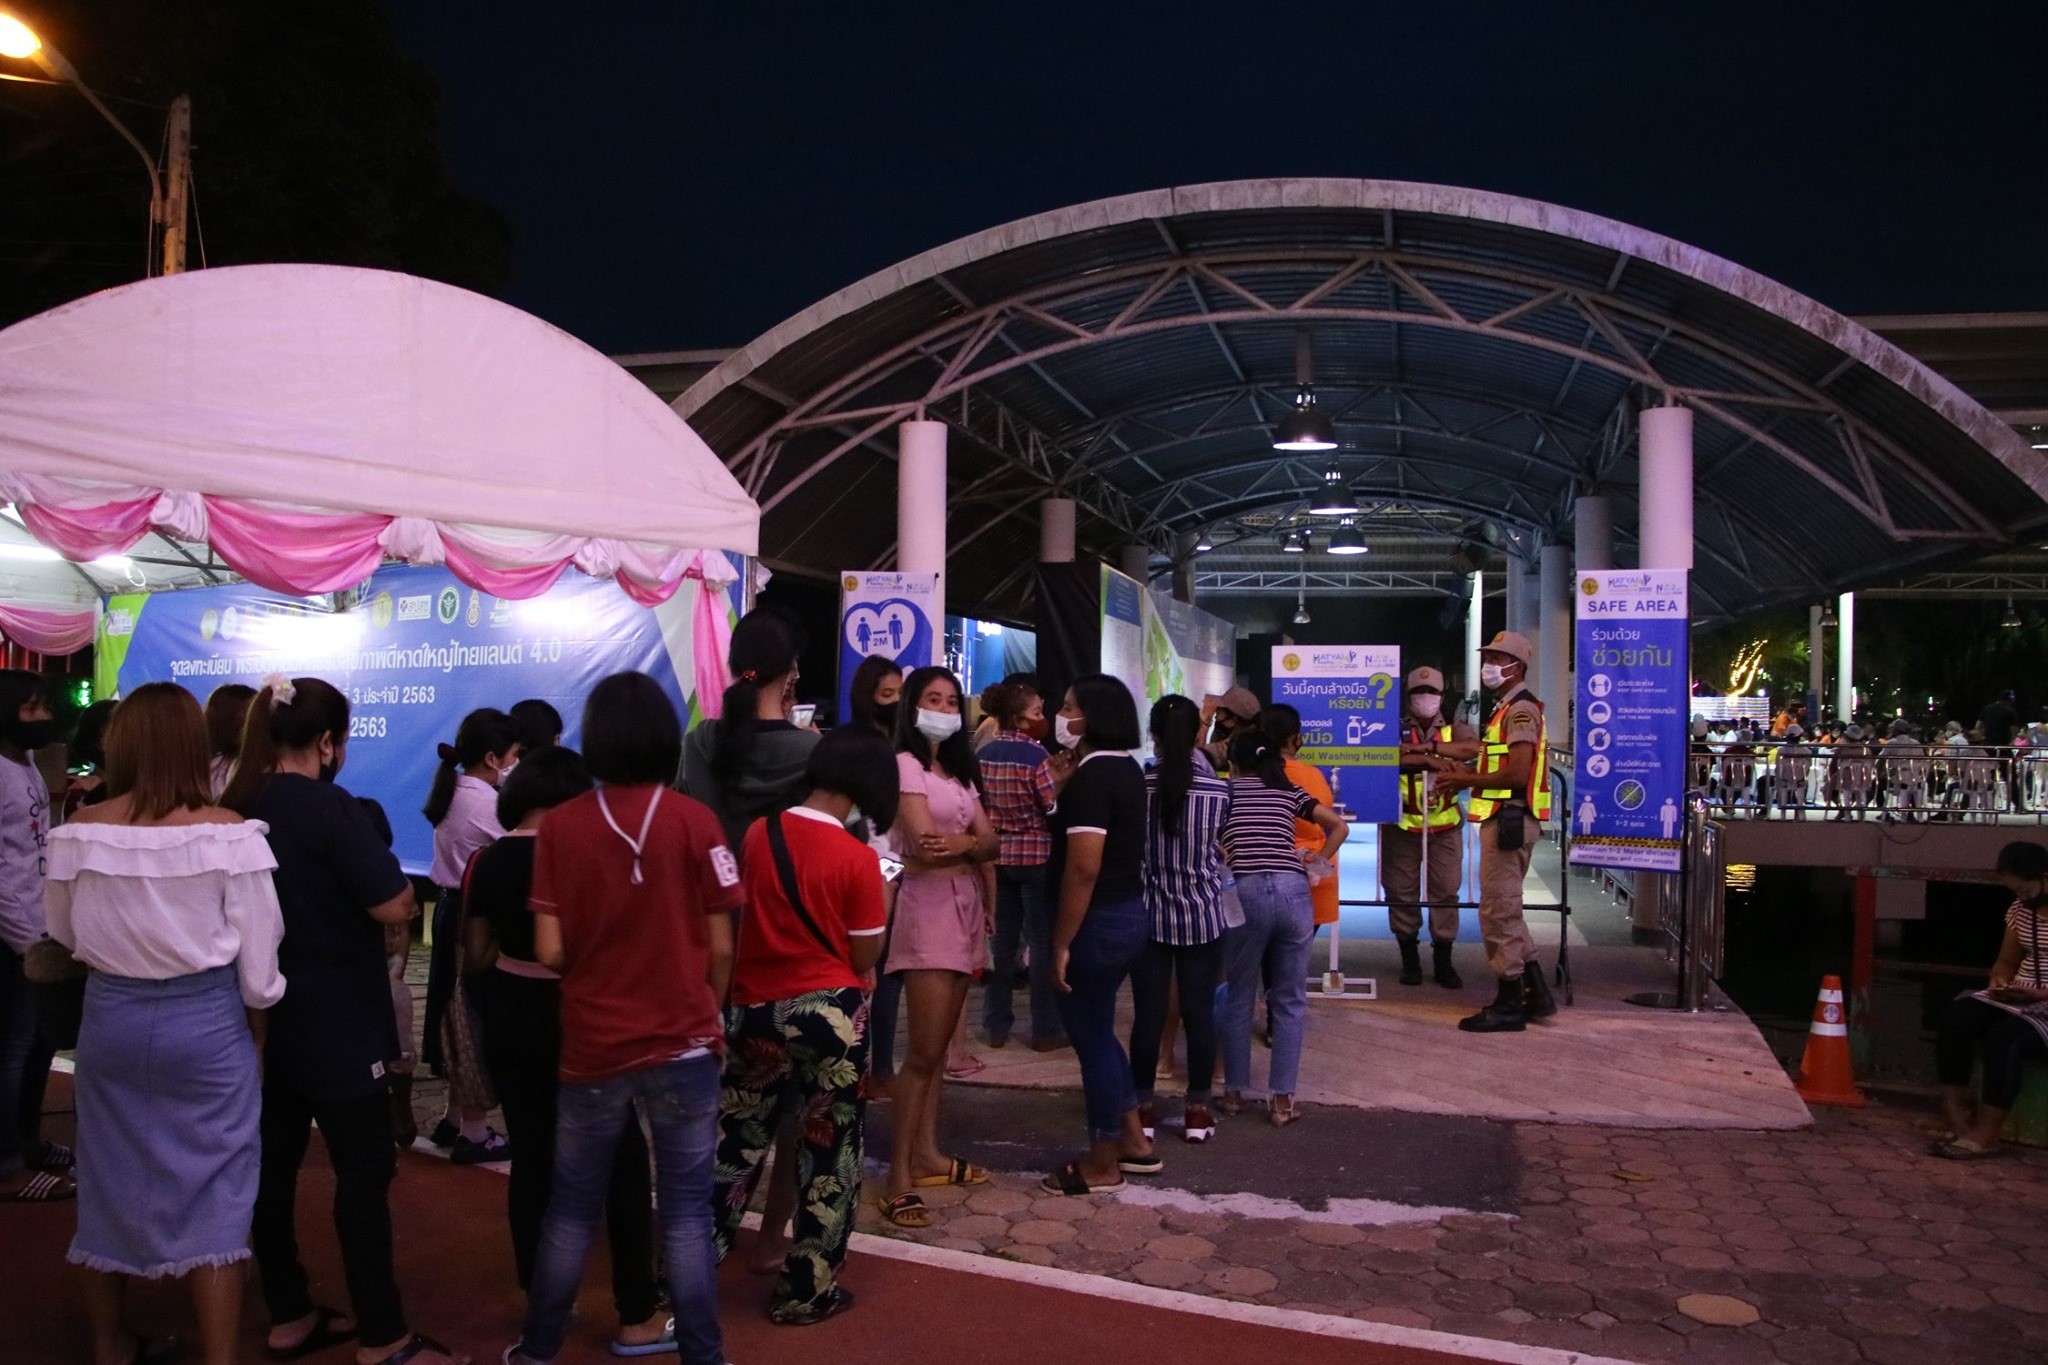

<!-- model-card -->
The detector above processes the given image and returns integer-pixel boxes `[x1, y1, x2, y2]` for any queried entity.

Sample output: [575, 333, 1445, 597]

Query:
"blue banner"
[97, 563, 732, 875]
[1568, 569, 1690, 872]
[1270, 644, 1401, 823]
[837, 571, 938, 722]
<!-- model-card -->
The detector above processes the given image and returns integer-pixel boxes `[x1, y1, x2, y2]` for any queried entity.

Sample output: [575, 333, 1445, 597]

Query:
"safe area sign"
[1568, 570, 1689, 872]
[1271, 644, 1400, 824]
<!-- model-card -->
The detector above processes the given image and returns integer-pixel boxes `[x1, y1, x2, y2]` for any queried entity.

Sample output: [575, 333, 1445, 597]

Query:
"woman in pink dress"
[876, 666, 998, 1228]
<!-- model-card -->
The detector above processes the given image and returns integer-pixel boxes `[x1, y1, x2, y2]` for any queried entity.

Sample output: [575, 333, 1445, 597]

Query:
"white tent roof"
[0, 264, 756, 600]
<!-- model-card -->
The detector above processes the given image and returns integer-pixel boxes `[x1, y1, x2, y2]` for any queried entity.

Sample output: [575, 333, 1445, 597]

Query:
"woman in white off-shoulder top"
[46, 682, 284, 1365]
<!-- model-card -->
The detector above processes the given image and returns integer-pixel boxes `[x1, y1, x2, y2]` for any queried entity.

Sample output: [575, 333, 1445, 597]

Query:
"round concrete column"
[1172, 530, 1200, 604]
[1639, 406, 1694, 571]
[1837, 591, 1856, 720]
[1119, 544, 1151, 586]
[898, 420, 947, 628]
[1465, 569, 1484, 716]
[1540, 544, 1572, 711]
[1574, 494, 1613, 572]
[1040, 497, 1076, 563]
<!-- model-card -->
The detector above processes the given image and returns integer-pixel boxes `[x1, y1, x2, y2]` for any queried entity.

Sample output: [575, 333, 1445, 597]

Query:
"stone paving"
[857, 1100, 2048, 1365]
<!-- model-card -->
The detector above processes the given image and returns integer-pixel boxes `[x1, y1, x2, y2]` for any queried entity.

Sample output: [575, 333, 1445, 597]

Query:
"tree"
[0, 1, 511, 327]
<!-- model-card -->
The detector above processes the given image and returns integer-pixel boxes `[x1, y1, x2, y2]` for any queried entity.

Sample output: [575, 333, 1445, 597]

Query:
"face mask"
[9, 719, 56, 752]
[1479, 664, 1508, 691]
[871, 701, 901, 735]
[915, 708, 962, 743]
[1054, 714, 1085, 750]
[1410, 693, 1442, 720]
[1021, 713, 1050, 742]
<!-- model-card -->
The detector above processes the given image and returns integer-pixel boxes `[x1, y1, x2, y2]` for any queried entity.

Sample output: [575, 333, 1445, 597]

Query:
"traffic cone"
[1794, 974, 1865, 1108]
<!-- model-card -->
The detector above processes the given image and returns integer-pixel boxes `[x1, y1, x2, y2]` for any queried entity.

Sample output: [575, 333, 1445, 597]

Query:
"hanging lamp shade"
[1274, 405, 1338, 452]
[1327, 522, 1368, 555]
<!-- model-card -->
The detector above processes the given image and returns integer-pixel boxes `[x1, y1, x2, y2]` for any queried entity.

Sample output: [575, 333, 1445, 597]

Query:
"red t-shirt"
[731, 807, 888, 1007]
[530, 784, 743, 1083]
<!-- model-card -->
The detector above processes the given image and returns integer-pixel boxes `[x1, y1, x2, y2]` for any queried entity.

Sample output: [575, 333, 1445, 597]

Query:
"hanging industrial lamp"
[2003, 596, 2024, 630]
[1273, 329, 1338, 452]
[1327, 521, 1368, 555]
[1308, 465, 1353, 515]
[1292, 585, 1312, 625]
[1281, 527, 1307, 554]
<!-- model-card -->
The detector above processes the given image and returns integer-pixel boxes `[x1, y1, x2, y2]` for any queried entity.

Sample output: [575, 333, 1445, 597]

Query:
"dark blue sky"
[392, 1, 2048, 355]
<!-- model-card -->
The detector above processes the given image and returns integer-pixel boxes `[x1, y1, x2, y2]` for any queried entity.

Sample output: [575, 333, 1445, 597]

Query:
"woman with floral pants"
[712, 729, 894, 1324]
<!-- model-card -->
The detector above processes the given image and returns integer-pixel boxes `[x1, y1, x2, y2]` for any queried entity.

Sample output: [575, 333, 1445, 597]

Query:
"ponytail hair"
[710, 608, 804, 804]
[222, 676, 351, 814]
[1150, 694, 1200, 836]
[979, 679, 1039, 732]
[424, 707, 519, 826]
[1228, 726, 1290, 790]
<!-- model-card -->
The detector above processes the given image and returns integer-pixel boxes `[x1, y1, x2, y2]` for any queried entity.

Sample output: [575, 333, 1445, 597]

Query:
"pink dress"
[886, 751, 986, 975]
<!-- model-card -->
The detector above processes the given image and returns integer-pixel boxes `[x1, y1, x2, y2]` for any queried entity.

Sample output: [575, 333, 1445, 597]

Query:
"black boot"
[1523, 965, 1559, 1019]
[1432, 940, 1462, 989]
[1458, 976, 1527, 1033]
[1396, 934, 1424, 986]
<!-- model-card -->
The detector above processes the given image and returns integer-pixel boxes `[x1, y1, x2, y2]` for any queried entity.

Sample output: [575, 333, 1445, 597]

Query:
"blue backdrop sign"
[1568, 569, 1690, 872]
[837, 571, 938, 722]
[1270, 644, 1401, 823]
[97, 563, 728, 875]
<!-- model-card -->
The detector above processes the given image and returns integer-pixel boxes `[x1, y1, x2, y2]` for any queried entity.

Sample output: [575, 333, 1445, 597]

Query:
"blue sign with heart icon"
[837, 571, 940, 721]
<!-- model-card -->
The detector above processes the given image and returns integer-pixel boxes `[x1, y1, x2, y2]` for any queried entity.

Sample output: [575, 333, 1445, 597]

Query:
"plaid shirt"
[978, 731, 1055, 866]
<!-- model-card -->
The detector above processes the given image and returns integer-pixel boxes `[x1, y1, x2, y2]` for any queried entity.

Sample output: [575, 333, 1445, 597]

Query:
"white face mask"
[914, 708, 962, 743]
[1480, 663, 1509, 691]
[1054, 714, 1085, 750]
[1410, 692, 1442, 720]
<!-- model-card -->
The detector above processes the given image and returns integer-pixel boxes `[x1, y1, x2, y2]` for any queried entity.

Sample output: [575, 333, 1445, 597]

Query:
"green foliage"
[0, 1, 511, 326]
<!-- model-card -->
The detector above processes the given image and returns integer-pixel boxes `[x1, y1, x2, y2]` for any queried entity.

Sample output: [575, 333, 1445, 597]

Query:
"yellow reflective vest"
[1467, 691, 1551, 823]
[1398, 723, 1463, 831]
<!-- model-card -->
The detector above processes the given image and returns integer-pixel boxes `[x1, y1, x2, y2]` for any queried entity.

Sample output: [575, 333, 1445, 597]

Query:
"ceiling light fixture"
[1308, 465, 1353, 515]
[1292, 584, 1311, 625]
[1272, 329, 1338, 452]
[1281, 528, 1306, 554]
[1194, 530, 1213, 552]
[2003, 596, 2024, 630]
[1327, 521, 1368, 555]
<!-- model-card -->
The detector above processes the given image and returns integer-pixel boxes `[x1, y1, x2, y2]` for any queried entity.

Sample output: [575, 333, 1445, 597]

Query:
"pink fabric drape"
[690, 553, 734, 718]
[17, 496, 154, 562]
[203, 499, 390, 596]
[0, 603, 95, 655]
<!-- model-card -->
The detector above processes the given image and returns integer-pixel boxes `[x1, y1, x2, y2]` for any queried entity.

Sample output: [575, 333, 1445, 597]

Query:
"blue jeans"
[1051, 895, 1148, 1141]
[984, 863, 1063, 1044]
[1221, 871, 1316, 1098]
[0, 949, 54, 1178]
[518, 1054, 723, 1365]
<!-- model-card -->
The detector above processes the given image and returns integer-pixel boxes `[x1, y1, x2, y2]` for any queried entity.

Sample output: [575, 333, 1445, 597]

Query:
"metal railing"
[1684, 742, 2044, 822]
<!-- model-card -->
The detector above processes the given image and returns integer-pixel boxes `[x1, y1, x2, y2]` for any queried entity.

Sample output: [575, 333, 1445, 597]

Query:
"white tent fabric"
[0, 265, 756, 603]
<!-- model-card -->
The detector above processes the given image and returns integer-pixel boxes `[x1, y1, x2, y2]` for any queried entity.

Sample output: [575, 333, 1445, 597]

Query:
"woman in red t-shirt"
[712, 727, 896, 1324]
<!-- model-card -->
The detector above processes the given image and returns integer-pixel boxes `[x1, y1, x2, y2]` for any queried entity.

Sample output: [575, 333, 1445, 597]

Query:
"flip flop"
[876, 1192, 930, 1228]
[1929, 1137, 1998, 1160]
[1117, 1153, 1164, 1176]
[912, 1157, 990, 1187]
[770, 1286, 858, 1327]
[945, 1056, 987, 1079]
[609, 1315, 679, 1356]
[1039, 1161, 1124, 1197]
[376, 1333, 462, 1365]
[31, 1141, 74, 1172]
[0, 1170, 76, 1202]
[264, 1307, 358, 1362]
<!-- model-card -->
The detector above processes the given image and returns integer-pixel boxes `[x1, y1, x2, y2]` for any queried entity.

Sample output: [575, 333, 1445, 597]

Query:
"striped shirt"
[1143, 767, 1232, 945]
[1223, 777, 1318, 876]
[978, 731, 1056, 866]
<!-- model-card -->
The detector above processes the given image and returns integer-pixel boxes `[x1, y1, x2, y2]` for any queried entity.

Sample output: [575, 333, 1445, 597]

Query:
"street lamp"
[0, 9, 189, 275]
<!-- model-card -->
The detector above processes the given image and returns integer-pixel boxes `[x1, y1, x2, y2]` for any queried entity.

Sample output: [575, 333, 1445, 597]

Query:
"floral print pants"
[713, 985, 868, 1321]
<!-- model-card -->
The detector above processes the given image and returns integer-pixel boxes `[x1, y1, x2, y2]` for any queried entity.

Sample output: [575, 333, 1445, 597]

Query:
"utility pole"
[159, 94, 191, 275]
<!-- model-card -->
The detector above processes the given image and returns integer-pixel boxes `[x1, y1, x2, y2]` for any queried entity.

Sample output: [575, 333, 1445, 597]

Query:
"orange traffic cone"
[1794, 974, 1865, 1108]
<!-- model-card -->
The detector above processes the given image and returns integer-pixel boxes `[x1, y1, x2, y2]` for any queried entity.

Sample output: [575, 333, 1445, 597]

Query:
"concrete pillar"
[1540, 544, 1572, 713]
[898, 420, 948, 634]
[1465, 570, 1484, 717]
[1837, 591, 1856, 721]
[1171, 530, 1199, 604]
[1040, 497, 1076, 563]
[1808, 604, 1824, 720]
[1574, 494, 1613, 572]
[1119, 544, 1151, 586]
[1505, 557, 1540, 672]
[1504, 555, 1528, 634]
[1638, 406, 1694, 571]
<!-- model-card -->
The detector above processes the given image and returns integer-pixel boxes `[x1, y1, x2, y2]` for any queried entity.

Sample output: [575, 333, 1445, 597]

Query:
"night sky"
[390, 1, 2048, 356]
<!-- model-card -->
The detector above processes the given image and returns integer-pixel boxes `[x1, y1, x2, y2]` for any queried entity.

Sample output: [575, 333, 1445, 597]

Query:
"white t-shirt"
[0, 754, 49, 954]
[429, 773, 505, 889]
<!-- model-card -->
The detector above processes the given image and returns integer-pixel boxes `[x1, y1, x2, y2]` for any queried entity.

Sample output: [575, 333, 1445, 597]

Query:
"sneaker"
[1184, 1103, 1216, 1143]
[427, 1118, 460, 1149]
[1137, 1102, 1157, 1141]
[452, 1129, 510, 1164]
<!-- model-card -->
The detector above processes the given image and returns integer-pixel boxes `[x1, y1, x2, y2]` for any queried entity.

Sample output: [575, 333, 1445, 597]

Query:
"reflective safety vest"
[1398, 724, 1463, 831]
[1467, 690, 1551, 823]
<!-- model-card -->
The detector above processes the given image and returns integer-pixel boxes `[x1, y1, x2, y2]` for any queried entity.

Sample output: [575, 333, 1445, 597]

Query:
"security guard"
[1437, 630, 1556, 1032]
[1380, 667, 1479, 987]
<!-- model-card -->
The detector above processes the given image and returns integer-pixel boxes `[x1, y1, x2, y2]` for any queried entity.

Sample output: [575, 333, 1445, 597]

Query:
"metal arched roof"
[677, 179, 2048, 624]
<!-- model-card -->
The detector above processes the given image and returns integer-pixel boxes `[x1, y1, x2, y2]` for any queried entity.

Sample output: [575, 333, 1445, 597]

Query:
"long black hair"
[1068, 672, 1142, 752]
[807, 725, 901, 835]
[584, 672, 683, 785]
[497, 745, 592, 828]
[1150, 694, 1200, 835]
[900, 664, 980, 791]
[1259, 703, 1302, 753]
[1229, 726, 1290, 790]
[222, 677, 351, 813]
[424, 707, 518, 826]
[847, 653, 902, 736]
[709, 608, 804, 803]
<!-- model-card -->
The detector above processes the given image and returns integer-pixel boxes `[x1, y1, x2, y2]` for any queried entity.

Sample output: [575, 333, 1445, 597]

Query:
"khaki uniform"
[1472, 686, 1545, 981]
[1379, 714, 1476, 942]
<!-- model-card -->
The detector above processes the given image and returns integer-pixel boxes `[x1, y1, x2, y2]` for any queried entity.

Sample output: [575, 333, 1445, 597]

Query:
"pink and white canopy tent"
[0, 264, 758, 683]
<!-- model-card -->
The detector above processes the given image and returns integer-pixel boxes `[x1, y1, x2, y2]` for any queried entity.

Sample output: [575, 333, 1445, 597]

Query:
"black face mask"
[871, 701, 901, 736]
[9, 719, 57, 752]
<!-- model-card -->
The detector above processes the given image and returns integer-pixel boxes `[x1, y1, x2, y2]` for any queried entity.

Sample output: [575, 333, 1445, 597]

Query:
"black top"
[249, 773, 411, 1102]
[1047, 751, 1147, 905]
[467, 833, 539, 963]
[1980, 698, 2020, 746]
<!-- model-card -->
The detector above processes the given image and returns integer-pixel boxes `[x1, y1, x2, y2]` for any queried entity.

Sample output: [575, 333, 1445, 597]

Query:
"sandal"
[1929, 1137, 1997, 1160]
[0, 1170, 76, 1202]
[609, 1315, 678, 1356]
[31, 1140, 74, 1172]
[876, 1192, 930, 1228]
[912, 1157, 990, 1187]
[1269, 1097, 1304, 1128]
[1216, 1091, 1246, 1117]
[376, 1333, 464, 1365]
[1039, 1160, 1125, 1197]
[945, 1056, 987, 1080]
[770, 1286, 858, 1327]
[266, 1307, 359, 1362]
[1118, 1152, 1163, 1176]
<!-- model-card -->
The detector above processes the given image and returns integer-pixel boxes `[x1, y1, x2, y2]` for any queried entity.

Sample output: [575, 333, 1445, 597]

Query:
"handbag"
[765, 812, 847, 965]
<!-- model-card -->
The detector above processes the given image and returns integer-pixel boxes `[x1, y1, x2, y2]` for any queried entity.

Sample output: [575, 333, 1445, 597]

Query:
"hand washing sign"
[1271, 644, 1400, 823]
[1568, 570, 1689, 872]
